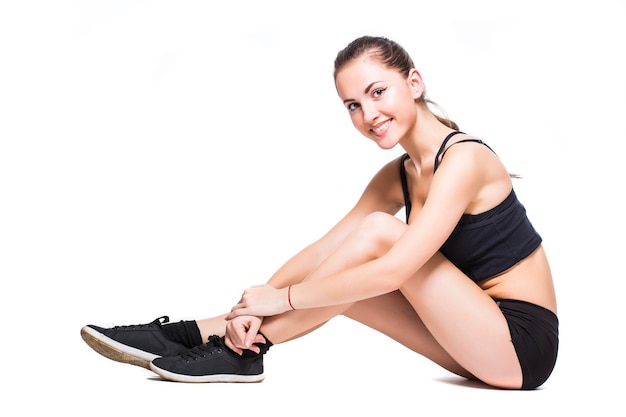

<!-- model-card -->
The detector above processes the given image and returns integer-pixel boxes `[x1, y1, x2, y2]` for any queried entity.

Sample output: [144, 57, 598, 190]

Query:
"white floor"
[3, 1, 625, 415]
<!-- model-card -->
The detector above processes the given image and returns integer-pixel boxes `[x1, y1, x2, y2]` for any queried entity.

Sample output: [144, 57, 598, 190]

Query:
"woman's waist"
[478, 246, 557, 314]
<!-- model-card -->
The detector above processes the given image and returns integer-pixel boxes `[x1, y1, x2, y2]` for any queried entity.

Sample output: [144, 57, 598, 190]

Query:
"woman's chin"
[375, 139, 399, 150]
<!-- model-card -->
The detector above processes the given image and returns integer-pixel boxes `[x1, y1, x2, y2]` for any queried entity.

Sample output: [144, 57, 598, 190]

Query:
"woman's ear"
[408, 69, 425, 100]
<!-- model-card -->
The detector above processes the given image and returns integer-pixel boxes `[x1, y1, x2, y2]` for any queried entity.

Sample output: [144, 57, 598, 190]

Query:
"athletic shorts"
[495, 298, 559, 390]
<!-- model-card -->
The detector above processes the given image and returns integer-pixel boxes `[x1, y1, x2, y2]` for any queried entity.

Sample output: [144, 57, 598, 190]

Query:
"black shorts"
[495, 298, 559, 390]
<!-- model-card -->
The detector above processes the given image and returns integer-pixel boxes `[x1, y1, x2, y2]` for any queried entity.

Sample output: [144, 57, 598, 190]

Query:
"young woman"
[81, 35, 558, 390]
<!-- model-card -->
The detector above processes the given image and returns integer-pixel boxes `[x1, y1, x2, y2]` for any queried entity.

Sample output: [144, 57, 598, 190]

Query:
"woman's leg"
[397, 251, 522, 388]
[201, 212, 520, 388]
[257, 212, 404, 342]
[256, 213, 472, 378]
[195, 314, 228, 340]
[342, 290, 474, 379]
[259, 212, 521, 388]
[194, 212, 401, 342]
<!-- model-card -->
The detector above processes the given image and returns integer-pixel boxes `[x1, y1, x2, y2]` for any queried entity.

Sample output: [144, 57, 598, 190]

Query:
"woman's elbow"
[375, 258, 408, 294]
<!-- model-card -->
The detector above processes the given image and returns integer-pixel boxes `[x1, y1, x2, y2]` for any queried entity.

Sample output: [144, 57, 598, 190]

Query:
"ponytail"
[424, 98, 459, 131]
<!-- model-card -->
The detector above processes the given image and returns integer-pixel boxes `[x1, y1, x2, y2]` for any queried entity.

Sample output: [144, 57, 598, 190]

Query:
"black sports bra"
[400, 131, 542, 282]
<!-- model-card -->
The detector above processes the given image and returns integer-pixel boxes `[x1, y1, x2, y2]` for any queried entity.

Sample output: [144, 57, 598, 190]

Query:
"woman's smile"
[371, 119, 392, 136]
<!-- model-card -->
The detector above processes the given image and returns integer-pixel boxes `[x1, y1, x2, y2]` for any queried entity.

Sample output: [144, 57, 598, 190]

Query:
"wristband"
[287, 285, 296, 310]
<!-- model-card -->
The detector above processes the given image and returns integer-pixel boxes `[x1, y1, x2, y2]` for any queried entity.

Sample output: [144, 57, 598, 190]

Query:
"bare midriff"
[478, 246, 557, 315]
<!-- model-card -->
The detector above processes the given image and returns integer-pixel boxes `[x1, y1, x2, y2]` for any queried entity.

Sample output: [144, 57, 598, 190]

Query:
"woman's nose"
[361, 101, 379, 123]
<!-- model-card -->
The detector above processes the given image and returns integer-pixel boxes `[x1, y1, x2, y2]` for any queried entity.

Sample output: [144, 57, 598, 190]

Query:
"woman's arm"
[226, 156, 405, 324]
[228, 145, 498, 316]
[262, 155, 406, 290]
[287, 144, 501, 309]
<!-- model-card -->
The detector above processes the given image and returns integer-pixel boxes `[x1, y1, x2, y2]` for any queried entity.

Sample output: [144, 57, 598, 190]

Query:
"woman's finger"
[230, 302, 245, 313]
[225, 308, 247, 321]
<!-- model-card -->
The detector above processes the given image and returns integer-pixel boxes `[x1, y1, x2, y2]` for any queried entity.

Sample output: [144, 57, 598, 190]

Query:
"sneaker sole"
[149, 362, 265, 383]
[80, 326, 158, 369]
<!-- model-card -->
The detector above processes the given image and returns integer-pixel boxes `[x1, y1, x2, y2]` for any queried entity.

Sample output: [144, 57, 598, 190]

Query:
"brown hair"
[334, 36, 458, 130]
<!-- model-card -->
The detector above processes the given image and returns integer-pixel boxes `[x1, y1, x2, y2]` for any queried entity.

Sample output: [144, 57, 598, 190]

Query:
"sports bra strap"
[400, 131, 497, 222]
[434, 132, 495, 172]
[400, 153, 412, 222]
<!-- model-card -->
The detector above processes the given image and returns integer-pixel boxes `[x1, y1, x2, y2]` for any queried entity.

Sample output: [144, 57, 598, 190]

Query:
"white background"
[1, 0, 624, 415]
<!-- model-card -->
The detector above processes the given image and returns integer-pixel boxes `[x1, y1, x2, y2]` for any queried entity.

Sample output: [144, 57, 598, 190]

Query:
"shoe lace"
[112, 315, 169, 330]
[179, 335, 225, 362]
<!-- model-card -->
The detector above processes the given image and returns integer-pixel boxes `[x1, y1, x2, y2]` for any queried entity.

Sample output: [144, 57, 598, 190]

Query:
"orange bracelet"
[287, 285, 296, 310]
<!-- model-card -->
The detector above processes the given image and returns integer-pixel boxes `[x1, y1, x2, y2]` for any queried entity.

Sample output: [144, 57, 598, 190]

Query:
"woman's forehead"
[335, 58, 400, 96]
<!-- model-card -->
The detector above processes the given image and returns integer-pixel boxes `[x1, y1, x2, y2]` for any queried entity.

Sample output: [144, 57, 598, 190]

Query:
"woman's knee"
[348, 212, 405, 257]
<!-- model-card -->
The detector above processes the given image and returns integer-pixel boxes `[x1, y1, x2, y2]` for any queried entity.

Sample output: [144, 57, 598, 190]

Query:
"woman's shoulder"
[356, 154, 407, 214]
[373, 153, 408, 183]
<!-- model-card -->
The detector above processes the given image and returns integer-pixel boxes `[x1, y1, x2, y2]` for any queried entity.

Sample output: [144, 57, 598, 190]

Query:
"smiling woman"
[81, 35, 558, 390]
[335, 36, 459, 143]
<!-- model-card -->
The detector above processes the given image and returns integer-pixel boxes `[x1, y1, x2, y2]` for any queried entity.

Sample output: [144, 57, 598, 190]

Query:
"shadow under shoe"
[150, 335, 265, 383]
[80, 316, 188, 369]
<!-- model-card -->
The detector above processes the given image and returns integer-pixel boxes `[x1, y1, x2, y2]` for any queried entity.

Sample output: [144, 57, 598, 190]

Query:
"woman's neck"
[400, 108, 456, 168]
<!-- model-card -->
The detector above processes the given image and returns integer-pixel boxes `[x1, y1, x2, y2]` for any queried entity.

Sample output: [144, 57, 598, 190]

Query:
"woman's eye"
[373, 88, 386, 98]
[347, 102, 360, 112]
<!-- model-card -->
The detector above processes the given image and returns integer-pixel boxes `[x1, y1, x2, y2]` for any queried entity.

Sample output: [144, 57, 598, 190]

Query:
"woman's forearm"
[287, 257, 400, 310]
[265, 241, 332, 289]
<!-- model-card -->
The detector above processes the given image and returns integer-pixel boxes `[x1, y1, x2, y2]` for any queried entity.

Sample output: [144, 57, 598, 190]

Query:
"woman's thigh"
[343, 290, 474, 379]
[399, 252, 523, 389]
[340, 214, 521, 387]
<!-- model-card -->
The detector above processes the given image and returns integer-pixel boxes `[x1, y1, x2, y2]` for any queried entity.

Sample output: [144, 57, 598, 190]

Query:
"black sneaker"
[81, 316, 188, 369]
[150, 335, 265, 383]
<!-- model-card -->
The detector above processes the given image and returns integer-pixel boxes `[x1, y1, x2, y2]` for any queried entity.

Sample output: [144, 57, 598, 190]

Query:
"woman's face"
[335, 55, 422, 149]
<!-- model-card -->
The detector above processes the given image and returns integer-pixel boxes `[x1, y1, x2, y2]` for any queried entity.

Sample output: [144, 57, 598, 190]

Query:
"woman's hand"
[224, 315, 266, 355]
[226, 284, 290, 320]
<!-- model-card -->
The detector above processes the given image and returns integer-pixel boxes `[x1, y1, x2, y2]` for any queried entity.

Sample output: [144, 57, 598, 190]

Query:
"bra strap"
[434, 132, 497, 173]
[434, 131, 465, 173]
[399, 153, 412, 223]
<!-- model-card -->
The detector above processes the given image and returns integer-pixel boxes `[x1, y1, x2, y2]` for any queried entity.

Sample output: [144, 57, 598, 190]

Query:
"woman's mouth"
[371, 119, 391, 136]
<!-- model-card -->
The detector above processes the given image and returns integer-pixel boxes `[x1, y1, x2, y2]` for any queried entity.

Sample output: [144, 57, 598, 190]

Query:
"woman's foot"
[81, 316, 189, 369]
[150, 335, 267, 383]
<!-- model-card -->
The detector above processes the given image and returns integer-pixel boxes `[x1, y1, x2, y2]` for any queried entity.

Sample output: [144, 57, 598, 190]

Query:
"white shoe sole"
[80, 326, 158, 369]
[149, 361, 265, 383]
